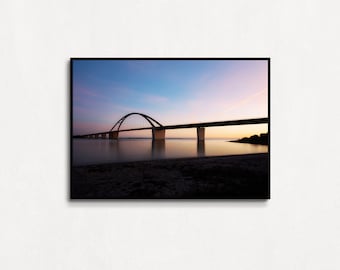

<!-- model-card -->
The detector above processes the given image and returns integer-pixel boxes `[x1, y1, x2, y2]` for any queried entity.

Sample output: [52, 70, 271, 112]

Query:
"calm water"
[72, 138, 268, 166]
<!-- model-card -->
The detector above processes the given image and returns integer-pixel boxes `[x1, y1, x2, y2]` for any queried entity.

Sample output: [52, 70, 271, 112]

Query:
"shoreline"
[71, 153, 269, 199]
[73, 152, 268, 168]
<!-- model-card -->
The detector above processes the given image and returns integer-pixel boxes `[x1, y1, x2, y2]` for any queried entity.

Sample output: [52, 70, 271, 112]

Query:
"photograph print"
[71, 58, 270, 199]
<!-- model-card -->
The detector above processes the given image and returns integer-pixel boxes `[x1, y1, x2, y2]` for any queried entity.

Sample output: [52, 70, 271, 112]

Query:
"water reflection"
[108, 140, 119, 159]
[197, 140, 205, 157]
[152, 140, 165, 158]
[73, 138, 268, 166]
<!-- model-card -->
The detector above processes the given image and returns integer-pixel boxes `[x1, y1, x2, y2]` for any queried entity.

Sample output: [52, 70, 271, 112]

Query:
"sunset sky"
[72, 59, 268, 139]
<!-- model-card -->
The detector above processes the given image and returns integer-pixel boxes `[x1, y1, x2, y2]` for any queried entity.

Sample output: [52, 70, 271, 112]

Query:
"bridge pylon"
[109, 131, 119, 140]
[152, 128, 165, 140]
[197, 127, 205, 141]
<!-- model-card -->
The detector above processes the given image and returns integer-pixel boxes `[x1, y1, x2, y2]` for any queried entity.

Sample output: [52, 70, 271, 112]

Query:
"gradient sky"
[73, 59, 268, 139]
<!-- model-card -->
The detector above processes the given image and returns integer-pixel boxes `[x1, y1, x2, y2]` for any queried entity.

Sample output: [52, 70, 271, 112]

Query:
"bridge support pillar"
[101, 133, 107, 139]
[152, 128, 165, 140]
[95, 134, 99, 139]
[197, 127, 205, 141]
[109, 131, 119, 140]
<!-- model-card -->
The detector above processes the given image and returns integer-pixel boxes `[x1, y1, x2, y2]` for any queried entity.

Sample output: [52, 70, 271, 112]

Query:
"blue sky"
[73, 59, 268, 138]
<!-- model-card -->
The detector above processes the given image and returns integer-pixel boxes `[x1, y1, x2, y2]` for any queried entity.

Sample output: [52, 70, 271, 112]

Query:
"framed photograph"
[71, 58, 270, 199]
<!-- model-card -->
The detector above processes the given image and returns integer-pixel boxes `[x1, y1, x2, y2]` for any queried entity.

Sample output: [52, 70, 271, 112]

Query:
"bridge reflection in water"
[106, 139, 167, 162]
[152, 140, 165, 159]
[152, 140, 205, 158]
[197, 140, 205, 157]
[73, 138, 267, 166]
[109, 139, 205, 160]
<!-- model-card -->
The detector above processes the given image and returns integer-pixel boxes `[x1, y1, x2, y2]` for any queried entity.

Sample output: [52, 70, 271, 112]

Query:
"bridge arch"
[110, 112, 163, 132]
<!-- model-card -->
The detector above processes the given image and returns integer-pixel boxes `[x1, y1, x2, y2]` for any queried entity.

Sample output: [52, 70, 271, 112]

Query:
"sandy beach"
[71, 153, 269, 199]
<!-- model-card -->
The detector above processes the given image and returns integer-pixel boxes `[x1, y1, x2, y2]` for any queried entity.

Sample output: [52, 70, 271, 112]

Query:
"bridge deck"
[75, 117, 268, 137]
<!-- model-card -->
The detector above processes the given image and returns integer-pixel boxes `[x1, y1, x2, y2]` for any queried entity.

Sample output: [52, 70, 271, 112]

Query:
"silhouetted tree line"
[233, 133, 268, 145]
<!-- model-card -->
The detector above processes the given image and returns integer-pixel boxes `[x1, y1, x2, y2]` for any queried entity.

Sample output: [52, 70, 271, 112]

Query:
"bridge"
[74, 112, 268, 141]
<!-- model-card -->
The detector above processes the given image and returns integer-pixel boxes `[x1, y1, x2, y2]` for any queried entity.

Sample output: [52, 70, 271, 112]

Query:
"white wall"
[1, 1, 340, 269]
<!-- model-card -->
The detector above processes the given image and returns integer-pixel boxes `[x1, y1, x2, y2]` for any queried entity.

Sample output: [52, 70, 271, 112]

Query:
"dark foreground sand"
[71, 153, 269, 199]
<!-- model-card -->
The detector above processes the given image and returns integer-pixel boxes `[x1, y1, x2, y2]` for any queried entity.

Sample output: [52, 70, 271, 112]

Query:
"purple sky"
[73, 59, 268, 138]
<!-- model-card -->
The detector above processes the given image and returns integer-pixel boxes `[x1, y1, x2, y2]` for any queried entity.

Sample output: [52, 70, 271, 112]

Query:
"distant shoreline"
[231, 133, 268, 145]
